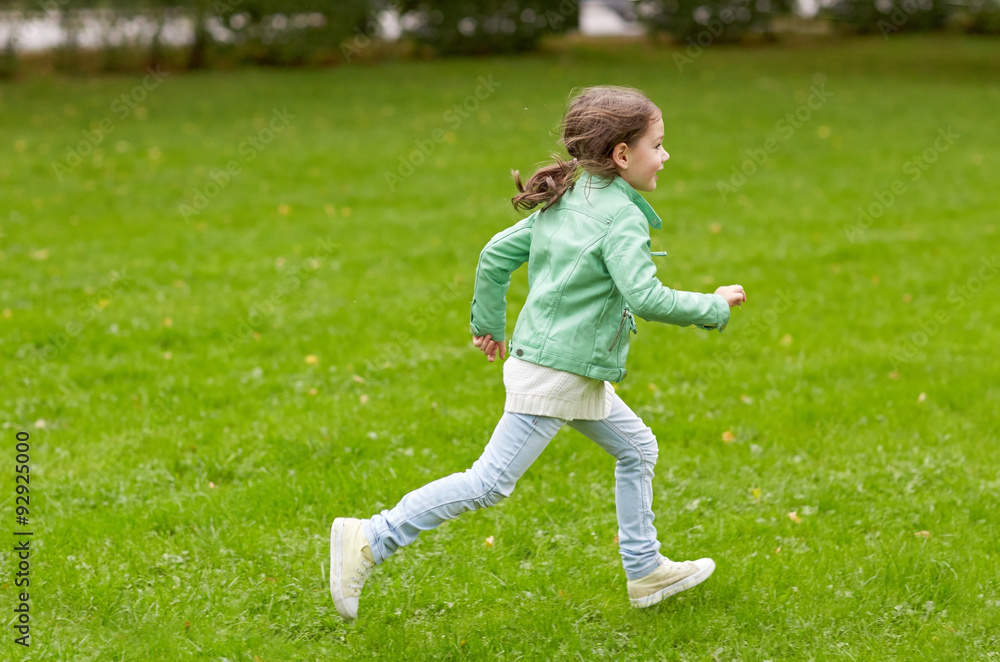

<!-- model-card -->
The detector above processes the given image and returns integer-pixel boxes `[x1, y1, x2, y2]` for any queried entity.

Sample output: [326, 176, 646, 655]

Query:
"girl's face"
[614, 115, 669, 192]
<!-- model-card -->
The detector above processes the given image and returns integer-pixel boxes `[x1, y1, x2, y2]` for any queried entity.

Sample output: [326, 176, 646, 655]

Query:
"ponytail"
[511, 86, 660, 213]
[510, 156, 579, 212]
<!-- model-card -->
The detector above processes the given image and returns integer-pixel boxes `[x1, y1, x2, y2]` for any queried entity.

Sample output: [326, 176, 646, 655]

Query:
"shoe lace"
[347, 556, 373, 590]
[658, 556, 690, 572]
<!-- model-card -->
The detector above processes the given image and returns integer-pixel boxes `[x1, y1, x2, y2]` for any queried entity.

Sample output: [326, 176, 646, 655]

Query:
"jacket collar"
[578, 173, 662, 230]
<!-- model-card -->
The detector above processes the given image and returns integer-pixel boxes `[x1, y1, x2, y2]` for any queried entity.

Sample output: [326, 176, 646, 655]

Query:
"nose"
[663, 151, 670, 162]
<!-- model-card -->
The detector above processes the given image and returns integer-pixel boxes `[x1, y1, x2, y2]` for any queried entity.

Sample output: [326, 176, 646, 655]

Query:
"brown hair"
[511, 86, 660, 212]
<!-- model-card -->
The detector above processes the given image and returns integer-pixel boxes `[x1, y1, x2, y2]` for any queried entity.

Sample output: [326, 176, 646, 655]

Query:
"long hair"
[511, 86, 660, 212]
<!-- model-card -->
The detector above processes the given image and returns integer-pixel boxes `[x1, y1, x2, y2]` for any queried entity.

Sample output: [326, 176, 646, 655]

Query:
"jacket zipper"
[609, 309, 628, 352]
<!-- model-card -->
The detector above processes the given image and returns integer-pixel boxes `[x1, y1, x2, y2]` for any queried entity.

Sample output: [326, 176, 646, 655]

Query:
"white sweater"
[503, 355, 613, 421]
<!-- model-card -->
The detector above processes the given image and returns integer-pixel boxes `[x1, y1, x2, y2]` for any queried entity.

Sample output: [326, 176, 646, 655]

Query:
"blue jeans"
[362, 391, 662, 580]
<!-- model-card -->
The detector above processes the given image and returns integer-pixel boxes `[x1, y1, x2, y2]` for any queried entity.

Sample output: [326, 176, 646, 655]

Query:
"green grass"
[2, 34, 1000, 661]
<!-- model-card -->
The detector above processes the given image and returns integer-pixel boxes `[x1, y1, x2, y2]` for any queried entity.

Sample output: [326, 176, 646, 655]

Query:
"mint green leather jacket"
[469, 174, 730, 382]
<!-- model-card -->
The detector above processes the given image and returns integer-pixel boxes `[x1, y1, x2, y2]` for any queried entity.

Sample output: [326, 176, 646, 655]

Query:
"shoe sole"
[630, 558, 716, 608]
[330, 518, 352, 620]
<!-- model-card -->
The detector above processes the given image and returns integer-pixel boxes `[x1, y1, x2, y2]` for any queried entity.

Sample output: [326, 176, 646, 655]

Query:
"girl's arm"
[469, 212, 538, 342]
[603, 206, 731, 331]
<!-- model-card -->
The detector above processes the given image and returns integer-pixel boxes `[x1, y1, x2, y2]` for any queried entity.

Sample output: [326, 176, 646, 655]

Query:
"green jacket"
[469, 174, 730, 382]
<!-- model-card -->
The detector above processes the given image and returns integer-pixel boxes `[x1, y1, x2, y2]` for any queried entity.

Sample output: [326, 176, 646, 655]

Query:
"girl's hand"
[714, 284, 747, 308]
[472, 334, 507, 363]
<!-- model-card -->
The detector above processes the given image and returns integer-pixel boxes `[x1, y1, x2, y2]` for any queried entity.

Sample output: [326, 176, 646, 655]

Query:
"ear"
[612, 142, 630, 170]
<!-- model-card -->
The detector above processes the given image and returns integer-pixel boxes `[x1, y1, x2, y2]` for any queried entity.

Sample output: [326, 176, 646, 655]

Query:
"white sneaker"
[330, 517, 374, 620]
[627, 556, 715, 608]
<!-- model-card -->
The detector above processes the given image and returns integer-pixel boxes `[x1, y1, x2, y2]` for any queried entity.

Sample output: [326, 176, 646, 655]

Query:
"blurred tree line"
[0, 0, 578, 74]
[1, 0, 998, 77]
[638, 0, 1000, 41]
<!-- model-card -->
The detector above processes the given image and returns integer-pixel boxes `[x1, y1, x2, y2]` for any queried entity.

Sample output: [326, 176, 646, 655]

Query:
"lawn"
[1, 33, 999, 661]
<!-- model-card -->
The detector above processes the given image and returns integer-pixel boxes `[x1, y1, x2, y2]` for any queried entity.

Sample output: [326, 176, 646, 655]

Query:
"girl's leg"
[567, 392, 661, 580]
[362, 412, 565, 564]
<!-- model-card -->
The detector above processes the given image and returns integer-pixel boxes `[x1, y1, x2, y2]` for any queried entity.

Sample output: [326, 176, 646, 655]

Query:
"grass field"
[1, 34, 999, 661]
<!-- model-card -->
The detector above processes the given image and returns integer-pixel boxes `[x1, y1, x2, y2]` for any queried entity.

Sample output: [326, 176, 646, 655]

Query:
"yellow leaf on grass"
[484, 536, 494, 548]
[915, 530, 931, 539]
[305, 354, 319, 365]
[722, 430, 735, 443]
[917, 392, 926, 403]
[780, 334, 793, 347]
[751, 487, 762, 504]
[788, 511, 803, 524]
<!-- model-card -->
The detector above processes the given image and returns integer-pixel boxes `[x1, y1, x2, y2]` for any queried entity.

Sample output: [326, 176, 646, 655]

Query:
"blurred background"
[1, 0, 998, 75]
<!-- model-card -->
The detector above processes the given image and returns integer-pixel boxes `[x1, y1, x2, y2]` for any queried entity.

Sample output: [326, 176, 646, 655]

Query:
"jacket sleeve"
[469, 212, 537, 342]
[603, 205, 730, 331]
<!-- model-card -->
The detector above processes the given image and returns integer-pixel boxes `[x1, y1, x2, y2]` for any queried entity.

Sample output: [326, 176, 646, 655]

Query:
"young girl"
[331, 85, 746, 620]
